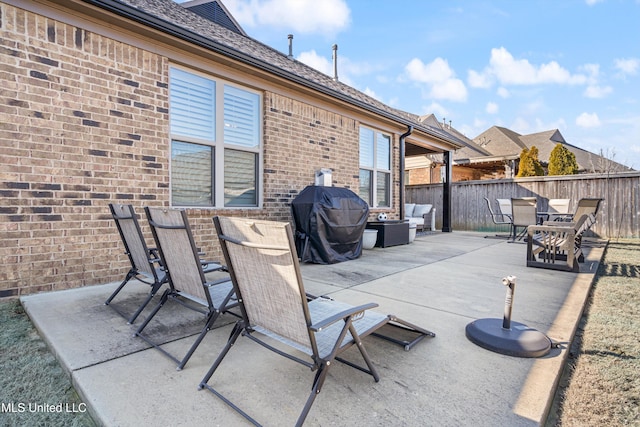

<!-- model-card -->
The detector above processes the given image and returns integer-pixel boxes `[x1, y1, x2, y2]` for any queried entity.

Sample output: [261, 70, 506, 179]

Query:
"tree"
[548, 143, 579, 175]
[517, 146, 544, 177]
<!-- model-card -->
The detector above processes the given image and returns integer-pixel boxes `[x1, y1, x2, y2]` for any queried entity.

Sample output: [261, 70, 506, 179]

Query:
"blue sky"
[219, 0, 640, 169]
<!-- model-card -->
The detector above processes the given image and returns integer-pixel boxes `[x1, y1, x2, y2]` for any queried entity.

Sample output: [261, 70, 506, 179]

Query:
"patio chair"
[199, 216, 435, 426]
[484, 197, 513, 239]
[510, 197, 538, 242]
[497, 199, 513, 220]
[526, 213, 596, 272]
[562, 198, 603, 223]
[105, 204, 168, 324]
[135, 207, 238, 370]
[538, 199, 571, 222]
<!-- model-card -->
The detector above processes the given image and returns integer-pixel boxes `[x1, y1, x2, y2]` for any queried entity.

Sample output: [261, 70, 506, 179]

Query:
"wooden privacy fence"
[406, 171, 640, 239]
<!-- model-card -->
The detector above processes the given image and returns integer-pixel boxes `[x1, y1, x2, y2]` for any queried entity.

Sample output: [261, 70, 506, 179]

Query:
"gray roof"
[417, 115, 492, 163]
[182, 0, 246, 36]
[473, 126, 631, 173]
[473, 126, 526, 157]
[87, 0, 463, 148]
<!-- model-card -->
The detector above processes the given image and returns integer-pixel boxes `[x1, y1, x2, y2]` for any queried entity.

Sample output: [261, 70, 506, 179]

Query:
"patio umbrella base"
[465, 318, 551, 358]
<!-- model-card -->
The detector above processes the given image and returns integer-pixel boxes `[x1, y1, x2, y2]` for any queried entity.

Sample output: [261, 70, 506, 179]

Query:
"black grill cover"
[291, 186, 369, 264]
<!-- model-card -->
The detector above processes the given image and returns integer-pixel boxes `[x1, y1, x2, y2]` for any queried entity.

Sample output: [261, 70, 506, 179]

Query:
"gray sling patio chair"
[135, 207, 238, 370]
[497, 198, 513, 220]
[510, 197, 538, 242]
[105, 204, 168, 324]
[199, 216, 435, 426]
[484, 197, 513, 239]
[548, 198, 571, 219]
[562, 198, 603, 223]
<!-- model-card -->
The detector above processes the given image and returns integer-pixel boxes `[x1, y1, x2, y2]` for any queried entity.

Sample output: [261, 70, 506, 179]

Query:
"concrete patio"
[20, 231, 606, 426]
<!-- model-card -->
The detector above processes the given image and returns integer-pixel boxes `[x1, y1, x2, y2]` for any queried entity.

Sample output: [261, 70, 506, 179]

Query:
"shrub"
[548, 143, 579, 175]
[517, 146, 544, 177]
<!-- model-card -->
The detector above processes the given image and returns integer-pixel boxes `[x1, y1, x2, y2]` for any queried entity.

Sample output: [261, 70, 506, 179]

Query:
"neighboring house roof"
[410, 115, 494, 168]
[406, 120, 632, 174]
[473, 126, 631, 173]
[473, 126, 526, 157]
[83, 0, 462, 149]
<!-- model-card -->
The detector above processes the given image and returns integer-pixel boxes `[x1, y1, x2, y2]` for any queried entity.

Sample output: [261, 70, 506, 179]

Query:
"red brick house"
[0, 0, 462, 296]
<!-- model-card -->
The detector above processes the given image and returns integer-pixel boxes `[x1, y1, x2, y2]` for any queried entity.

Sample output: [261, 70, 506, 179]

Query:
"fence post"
[442, 151, 452, 232]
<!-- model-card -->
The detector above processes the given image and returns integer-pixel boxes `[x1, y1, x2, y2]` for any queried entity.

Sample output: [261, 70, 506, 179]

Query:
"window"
[359, 126, 391, 207]
[169, 66, 261, 207]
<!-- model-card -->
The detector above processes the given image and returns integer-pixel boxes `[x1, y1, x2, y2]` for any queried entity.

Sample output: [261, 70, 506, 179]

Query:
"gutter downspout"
[399, 125, 413, 220]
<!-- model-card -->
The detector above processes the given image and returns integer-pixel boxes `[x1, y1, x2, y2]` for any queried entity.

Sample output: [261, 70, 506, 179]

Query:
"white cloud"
[423, 102, 449, 118]
[430, 78, 467, 102]
[223, 0, 350, 36]
[576, 112, 601, 128]
[486, 102, 499, 114]
[497, 87, 510, 98]
[404, 58, 468, 102]
[614, 58, 640, 75]
[363, 87, 381, 101]
[580, 63, 601, 84]
[469, 47, 589, 87]
[297, 50, 332, 75]
[467, 70, 491, 88]
[585, 0, 604, 5]
[297, 50, 377, 88]
[405, 57, 454, 83]
[584, 85, 613, 98]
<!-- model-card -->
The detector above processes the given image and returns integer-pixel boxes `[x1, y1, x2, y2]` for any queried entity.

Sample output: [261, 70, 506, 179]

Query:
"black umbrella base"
[465, 318, 551, 358]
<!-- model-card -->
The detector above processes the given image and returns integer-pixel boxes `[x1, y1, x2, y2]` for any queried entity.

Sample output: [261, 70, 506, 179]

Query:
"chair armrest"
[201, 261, 224, 273]
[421, 207, 437, 231]
[529, 223, 576, 234]
[310, 302, 379, 332]
[147, 248, 162, 264]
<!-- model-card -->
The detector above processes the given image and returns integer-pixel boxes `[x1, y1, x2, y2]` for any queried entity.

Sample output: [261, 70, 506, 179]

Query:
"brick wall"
[263, 92, 360, 214]
[0, 4, 172, 296]
[0, 4, 380, 296]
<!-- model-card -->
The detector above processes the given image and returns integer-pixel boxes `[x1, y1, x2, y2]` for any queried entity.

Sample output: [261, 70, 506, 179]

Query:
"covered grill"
[291, 186, 369, 264]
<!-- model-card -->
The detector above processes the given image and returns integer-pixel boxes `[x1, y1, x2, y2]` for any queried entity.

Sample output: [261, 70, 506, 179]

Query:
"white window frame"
[359, 126, 392, 208]
[169, 65, 263, 208]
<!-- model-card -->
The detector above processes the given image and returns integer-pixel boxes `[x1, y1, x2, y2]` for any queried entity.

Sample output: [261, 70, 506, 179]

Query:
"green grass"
[0, 299, 95, 427]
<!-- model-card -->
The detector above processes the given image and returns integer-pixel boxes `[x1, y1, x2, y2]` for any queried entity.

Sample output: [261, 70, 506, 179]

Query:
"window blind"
[170, 68, 216, 141]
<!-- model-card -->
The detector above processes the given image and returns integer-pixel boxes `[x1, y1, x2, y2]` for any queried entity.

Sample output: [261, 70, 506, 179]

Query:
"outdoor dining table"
[536, 211, 573, 223]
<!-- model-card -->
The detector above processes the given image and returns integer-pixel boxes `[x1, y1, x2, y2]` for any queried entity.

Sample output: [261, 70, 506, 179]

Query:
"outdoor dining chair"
[135, 207, 238, 370]
[510, 197, 538, 242]
[199, 216, 435, 426]
[497, 198, 513, 220]
[562, 198, 603, 223]
[105, 204, 168, 324]
[484, 197, 513, 239]
[538, 198, 571, 222]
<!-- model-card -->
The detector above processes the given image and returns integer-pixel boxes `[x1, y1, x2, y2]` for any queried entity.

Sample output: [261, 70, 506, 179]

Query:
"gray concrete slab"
[19, 232, 606, 427]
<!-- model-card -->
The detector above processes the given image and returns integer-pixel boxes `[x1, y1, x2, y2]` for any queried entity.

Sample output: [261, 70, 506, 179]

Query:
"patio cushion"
[413, 204, 432, 217]
[405, 203, 416, 218]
